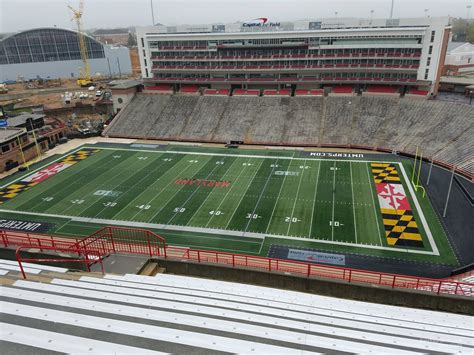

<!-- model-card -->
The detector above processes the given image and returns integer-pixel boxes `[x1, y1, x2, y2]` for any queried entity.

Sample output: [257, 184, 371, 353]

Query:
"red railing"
[1, 227, 473, 297]
[76, 226, 167, 258]
[15, 245, 104, 279]
[163, 247, 474, 297]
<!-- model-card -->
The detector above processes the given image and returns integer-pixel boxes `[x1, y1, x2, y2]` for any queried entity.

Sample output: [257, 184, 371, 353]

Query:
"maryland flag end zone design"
[0, 149, 99, 204]
[371, 163, 424, 248]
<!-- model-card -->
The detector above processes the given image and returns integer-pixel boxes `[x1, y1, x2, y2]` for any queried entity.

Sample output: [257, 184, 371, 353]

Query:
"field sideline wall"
[103, 94, 474, 180]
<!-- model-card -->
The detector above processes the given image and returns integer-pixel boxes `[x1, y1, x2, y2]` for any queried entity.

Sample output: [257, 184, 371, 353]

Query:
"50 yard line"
[331, 161, 337, 241]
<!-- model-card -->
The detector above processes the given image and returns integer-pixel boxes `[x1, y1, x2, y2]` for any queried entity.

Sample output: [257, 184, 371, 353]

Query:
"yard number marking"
[246, 213, 261, 219]
[136, 204, 151, 210]
[209, 210, 223, 216]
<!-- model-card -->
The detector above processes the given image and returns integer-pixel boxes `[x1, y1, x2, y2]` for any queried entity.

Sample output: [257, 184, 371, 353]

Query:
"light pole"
[370, 9, 375, 23]
[424, 8, 429, 18]
[390, 0, 395, 19]
[468, 5, 472, 20]
[150, 0, 155, 25]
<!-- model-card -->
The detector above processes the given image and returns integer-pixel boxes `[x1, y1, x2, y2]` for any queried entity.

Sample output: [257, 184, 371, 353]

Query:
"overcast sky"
[1, 0, 473, 33]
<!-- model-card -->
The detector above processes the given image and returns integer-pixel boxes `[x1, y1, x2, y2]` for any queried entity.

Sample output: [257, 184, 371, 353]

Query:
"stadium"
[0, 12, 473, 354]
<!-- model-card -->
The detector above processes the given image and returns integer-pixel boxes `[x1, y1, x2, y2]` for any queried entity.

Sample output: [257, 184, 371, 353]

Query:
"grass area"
[0, 143, 459, 266]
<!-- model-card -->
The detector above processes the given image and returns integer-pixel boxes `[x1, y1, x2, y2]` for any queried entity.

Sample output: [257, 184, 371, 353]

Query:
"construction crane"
[68, 0, 92, 87]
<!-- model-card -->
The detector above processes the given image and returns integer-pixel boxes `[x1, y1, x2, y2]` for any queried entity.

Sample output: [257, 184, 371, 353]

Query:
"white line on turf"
[165, 156, 229, 225]
[286, 159, 307, 235]
[0, 147, 84, 189]
[224, 159, 265, 230]
[397, 162, 439, 256]
[90, 146, 402, 164]
[204, 157, 251, 228]
[90, 153, 172, 219]
[0, 208, 438, 255]
[265, 159, 294, 234]
[244, 158, 281, 233]
[66, 152, 156, 216]
[138, 156, 212, 222]
[308, 161, 322, 239]
[349, 162, 358, 244]
[366, 162, 383, 246]
[331, 161, 337, 241]
[185, 157, 240, 225]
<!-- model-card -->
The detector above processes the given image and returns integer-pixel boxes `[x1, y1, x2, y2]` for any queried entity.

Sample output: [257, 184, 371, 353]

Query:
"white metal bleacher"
[0, 265, 472, 354]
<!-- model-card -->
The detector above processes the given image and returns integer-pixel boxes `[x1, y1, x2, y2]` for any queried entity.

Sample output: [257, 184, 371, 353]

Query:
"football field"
[0, 144, 458, 265]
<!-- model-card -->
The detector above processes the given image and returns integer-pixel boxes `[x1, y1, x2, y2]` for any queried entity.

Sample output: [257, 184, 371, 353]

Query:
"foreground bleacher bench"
[0, 264, 472, 354]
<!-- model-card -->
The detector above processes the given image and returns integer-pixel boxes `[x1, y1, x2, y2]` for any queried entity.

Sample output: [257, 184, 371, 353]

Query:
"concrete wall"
[155, 259, 474, 315]
[0, 46, 132, 82]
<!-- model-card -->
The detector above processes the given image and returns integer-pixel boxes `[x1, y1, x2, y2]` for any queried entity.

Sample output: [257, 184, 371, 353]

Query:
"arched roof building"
[0, 28, 131, 82]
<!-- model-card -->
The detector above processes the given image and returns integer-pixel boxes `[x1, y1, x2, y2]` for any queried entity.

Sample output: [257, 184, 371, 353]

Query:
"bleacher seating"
[233, 89, 260, 96]
[144, 84, 173, 92]
[366, 85, 399, 94]
[104, 94, 474, 176]
[408, 88, 430, 96]
[295, 88, 324, 96]
[1, 264, 472, 354]
[330, 85, 354, 94]
[203, 88, 230, 95]
[263, 89, 291, 96]
[179, 84, 200, 93]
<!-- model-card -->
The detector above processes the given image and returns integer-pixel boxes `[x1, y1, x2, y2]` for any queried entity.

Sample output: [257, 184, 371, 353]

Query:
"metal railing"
[15, 245, 104, 279]
[1, 227, 473, 297]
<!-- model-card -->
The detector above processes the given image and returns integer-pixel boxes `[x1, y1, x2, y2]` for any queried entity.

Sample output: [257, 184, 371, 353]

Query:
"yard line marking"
[186, 158, 240, 225]
[134, 156, 208, 221]
[0, 208, 439, 255]
[91, 146, 402, 164]
[205, 158, 251, 228]
[68, 152, 154, 216]
[244, 158, 281, 233]
[265, 159, 294, 234]
[349, 162, 358, 244]
[366, 162, 383, 246]
[93, 153, 176, 220]
[286, 159, 307, 235]
[331, 161, 337, 241]
[224, 159, 265, 230]
[18, 150, 115, 212]
[308, 161, 321, 239]
[165, 157, 229, 225]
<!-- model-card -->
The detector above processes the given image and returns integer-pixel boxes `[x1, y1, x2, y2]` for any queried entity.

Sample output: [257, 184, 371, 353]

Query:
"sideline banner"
[287, 249, 346, 265]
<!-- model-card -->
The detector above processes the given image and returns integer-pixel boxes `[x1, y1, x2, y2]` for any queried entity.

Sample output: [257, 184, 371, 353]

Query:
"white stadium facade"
[137, 17, 450, 95]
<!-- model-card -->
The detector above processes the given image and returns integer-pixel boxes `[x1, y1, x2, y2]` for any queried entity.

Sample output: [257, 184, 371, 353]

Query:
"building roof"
[7, 113, 45, 127]
[0, 127, 25, 142]
[447, 42, 466, 52]
[109, 79, 141, 90]
[93, 28, 130, 35]
[440, 76, 474, 85]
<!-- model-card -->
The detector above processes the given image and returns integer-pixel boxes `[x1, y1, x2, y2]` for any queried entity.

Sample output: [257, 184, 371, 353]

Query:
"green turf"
[0, 144, 459, 266]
